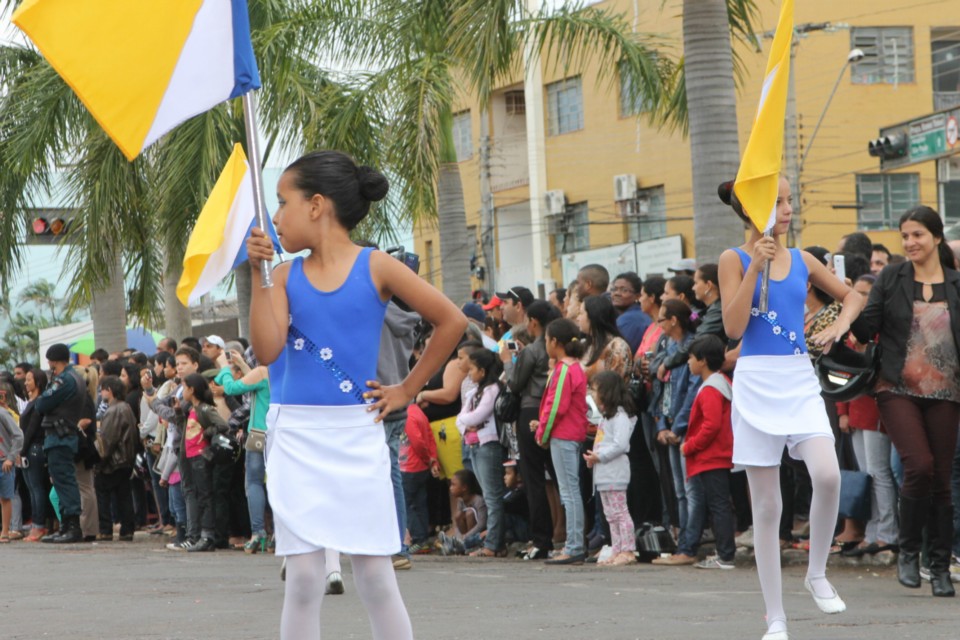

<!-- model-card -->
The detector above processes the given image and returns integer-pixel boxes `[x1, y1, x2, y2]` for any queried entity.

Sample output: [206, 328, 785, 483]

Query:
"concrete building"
[413, 0, 960, 293]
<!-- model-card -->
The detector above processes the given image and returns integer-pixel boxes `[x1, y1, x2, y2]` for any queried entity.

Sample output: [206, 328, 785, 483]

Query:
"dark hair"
[156, 352, 175, 369]
[840, 252, 870, 284]
[122, 363, 143, 392]
[689, 334, 725, 372]
[526, 300, 561, 329]
[181, 337, 202, 352]
[841, 232, 873, 263]
[234, 337, 250, 350]
[99, 375, 125, 401]
[101, 360, 123, 377]
[90, 349, 110, 362]
[457, 340, 485, 357]
[872, 243, 891, 258]
[26, 368, 48, 395]
[717, 181, 750, 224]
[468, 349, 503, 410]
[804, 246, 829, 266]
[453, 468, 483, 496]
[552, 288, 567, 305]
[582, 295, 622, 366]
[856, 273, 877, 285]
[590, 370, 636, 419]
[0, 381, 14, 407]
[641, 275, 666, 306]
[14, 362, 33, 373]
[613, 272, 643, 295]
[579, 264, 610, 294]
[667, 275, 696, 305]
[160, 337, 177, 351]
[483, 316, 503, 341]
[695, 263, 720, 300]
[545, 318, 586, 359]
[285, 151, 388, 231]
[174, 346, 200, 365]
[900, 206, 956, 272]
[182, 373, 214, 405]
[661, 299, 694, 335]
[130, 352, 148, 366]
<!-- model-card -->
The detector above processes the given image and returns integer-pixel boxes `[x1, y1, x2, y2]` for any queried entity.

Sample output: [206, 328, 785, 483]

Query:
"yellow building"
[414, 1, 960, 294]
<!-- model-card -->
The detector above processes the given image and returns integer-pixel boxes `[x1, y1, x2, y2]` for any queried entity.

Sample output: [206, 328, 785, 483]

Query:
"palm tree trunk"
[436, 106, 473, 306]
[163, 256, 192, 342]
[683, 0, 745, 262]
[235, 263, 252, 339]
[91, 252, 128, 354]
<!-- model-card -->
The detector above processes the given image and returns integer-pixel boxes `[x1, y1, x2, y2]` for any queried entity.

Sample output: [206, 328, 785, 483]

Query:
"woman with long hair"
[852, 206, 960, 598]
[577, 295, 633, 381]
[718, 176, 862, 640]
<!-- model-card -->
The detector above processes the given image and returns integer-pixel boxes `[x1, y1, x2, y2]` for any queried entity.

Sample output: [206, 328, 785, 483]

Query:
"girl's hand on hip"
[364, 380, 411, 423]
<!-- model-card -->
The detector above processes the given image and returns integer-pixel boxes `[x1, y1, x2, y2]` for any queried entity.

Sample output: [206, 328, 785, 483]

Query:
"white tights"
[280, 550, 413, 640]
[745, 437, 840, 635]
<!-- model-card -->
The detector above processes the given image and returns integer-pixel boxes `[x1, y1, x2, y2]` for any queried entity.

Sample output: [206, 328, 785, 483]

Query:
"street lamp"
[799, 48, 865, 176]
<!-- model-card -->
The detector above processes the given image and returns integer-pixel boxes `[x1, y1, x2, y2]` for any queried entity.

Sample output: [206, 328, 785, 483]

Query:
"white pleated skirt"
[732, 355, 834, 467]
[265, 404, 400, 557]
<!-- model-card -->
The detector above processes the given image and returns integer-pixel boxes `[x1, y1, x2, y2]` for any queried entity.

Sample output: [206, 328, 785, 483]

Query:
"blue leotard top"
[733, 247, 808, 357]
[279, 248, 388, 406]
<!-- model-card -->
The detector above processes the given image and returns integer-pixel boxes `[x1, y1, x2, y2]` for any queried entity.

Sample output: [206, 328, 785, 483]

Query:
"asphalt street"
[4, 534, 957, 640]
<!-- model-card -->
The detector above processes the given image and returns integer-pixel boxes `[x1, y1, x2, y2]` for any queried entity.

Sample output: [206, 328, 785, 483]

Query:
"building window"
[851, 27, 915, 85]
[856, 173, 920, 229]
[547, 77, 584, 136]
[625, 186, 667, 243]
[552, 202, 590, 255]
[505, 90, 526, 116]
[932, 32, 960, 111]
[452, 110, 472, 161]
[619, 61, 653, 117]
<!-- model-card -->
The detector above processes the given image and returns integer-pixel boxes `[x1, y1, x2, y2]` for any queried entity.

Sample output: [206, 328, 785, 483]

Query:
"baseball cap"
[482, 295, 503, 311]
[668, 258, 697, 274]
[495, 286, 535, 308]
[461, 302, 486, 324]
[202, 335, 226, 350]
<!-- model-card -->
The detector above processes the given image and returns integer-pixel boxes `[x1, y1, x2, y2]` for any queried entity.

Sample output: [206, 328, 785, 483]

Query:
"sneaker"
[520, 546, 550, 561]
[438, 532, 464, 557]
[408, 542, 431, 555]
[392, 555, 412, 570]
[325, 571, 345, 595]
[651, 553, 697, 566]
[735, 527, 754, 549]
[166, 540, 190, 552]
[694, 555, 735, 570]
[187, 537, 216, 552]
[920, 566, 932, 582]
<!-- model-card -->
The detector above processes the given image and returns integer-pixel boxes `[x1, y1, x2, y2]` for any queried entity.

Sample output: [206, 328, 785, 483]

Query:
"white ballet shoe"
[804, 577, 847, 614]
[761, 631, 788, 640]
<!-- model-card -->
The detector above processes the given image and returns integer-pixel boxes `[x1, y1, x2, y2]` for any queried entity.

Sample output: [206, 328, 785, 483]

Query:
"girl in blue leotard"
[246, 151, 465, 640]
[717, 176, 863, 640]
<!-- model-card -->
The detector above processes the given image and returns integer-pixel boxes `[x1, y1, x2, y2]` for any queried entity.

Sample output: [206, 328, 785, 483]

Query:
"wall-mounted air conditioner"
[613, 174, 638, 202]
[544, 189, 566, 216]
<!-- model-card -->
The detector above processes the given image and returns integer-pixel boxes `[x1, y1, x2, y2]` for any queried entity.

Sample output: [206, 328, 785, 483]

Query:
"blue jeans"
[470, 441, 506, 551]
[668, 443, 688, 536]
[245, 450, 267, 535]
[678, 471, 704, 557]
[551, 439, 585, 556]
[43, 433, 81, 518]
[23, 442, 47, 528]
[144, 448, 170, 526]
[383, 415, 408, 556]
[168, 481, 187, 527]
[402, 470, 430, 544]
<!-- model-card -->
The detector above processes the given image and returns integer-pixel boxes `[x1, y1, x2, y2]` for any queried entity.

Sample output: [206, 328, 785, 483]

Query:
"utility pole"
[479, 108, 497, 293]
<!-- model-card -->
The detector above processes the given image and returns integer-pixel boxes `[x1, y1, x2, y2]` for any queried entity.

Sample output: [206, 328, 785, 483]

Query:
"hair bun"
[717, 180, 735, 206]
[357, 166, 389, 202]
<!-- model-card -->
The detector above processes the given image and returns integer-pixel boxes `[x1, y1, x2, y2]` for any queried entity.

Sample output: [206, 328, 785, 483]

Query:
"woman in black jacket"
[852, 206, 960, 597]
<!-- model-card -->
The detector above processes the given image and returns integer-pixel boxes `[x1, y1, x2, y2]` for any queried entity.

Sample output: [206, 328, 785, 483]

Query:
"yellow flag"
[733, 0, 794, 233]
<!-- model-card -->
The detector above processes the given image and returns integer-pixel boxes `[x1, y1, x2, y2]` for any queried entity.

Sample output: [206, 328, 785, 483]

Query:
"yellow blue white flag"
[177, 144, 279, 306]
[13, 0, 261, 161]
[733, 0, 793, 233]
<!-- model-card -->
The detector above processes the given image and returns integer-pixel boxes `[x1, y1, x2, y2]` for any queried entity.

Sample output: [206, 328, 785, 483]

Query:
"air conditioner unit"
[613, 174, 638, 202]
[544, 189, 566, 216]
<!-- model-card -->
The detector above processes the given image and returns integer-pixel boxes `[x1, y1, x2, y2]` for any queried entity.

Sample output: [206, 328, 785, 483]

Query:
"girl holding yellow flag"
[718, 177, 862, 640]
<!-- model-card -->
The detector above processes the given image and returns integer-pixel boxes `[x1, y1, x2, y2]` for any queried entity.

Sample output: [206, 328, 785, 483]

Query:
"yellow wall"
[416, 1, 953, 290]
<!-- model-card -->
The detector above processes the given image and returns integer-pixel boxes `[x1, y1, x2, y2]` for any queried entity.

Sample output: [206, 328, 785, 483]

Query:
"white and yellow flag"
[733, 0, 794, 233]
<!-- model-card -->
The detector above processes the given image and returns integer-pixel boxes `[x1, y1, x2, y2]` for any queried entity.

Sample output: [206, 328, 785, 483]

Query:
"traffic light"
[868, 133, 907, 160]
[30, 216, 69, 237]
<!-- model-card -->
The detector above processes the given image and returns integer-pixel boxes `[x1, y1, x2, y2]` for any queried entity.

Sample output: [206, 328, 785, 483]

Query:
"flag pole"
[759, 230, 772, 313]
[242, 91, 274, 289]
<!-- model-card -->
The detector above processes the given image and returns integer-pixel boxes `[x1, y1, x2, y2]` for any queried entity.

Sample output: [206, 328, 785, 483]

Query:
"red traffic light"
[32, 218, 49, 234]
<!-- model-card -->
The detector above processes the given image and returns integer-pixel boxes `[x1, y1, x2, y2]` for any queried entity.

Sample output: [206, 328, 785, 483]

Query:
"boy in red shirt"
[682, 334, 736, 569]
[400, 404, 440, 554]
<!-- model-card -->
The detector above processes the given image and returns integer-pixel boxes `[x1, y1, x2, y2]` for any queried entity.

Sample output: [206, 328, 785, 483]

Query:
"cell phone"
[506, 340, 519, 351]
[644, 351, 655, 360]
[833, 254, 846, 283]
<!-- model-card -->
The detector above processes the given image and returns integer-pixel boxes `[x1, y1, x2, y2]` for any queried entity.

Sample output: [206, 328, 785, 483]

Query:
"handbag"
[245, 428, 266, 453]
[635, 522, 677, 562]
[493, 386, 521, 426]
[838, 469, 872, 521]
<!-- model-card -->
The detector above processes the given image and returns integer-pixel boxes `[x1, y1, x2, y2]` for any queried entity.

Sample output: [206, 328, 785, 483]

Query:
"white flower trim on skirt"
[733, 353, 834, 431]
[265, 404, 400, 557]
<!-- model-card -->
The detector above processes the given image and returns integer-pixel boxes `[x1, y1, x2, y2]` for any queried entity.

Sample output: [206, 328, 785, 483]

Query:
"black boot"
[898, 495, 928, 588]
[929, 504, 956, 597]
[47, 515, 83, 544]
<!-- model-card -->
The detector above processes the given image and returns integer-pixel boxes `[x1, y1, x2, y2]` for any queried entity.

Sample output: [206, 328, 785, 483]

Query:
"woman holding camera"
[852, 206, 960, 598]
